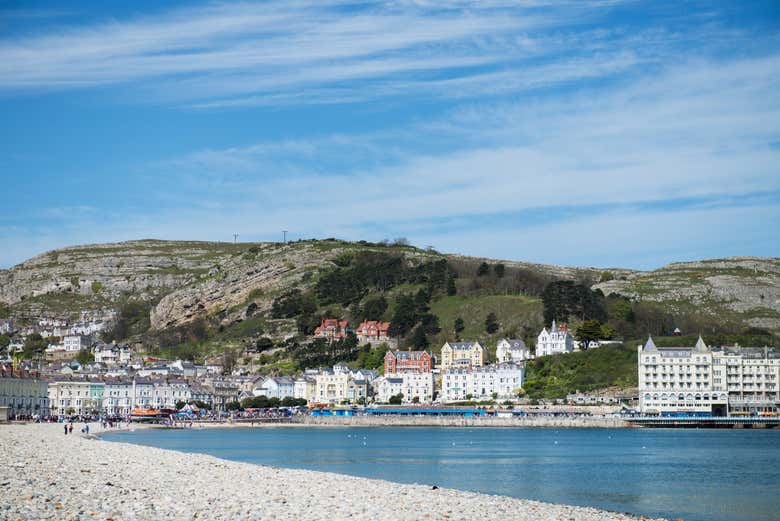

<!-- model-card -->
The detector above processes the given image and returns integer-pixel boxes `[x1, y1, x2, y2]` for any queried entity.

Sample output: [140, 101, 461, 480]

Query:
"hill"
[1, 241, 778, 373]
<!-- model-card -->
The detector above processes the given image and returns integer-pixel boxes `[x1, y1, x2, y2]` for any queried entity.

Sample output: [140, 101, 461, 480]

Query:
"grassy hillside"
[428, 294, 542, 350]
[523, 344, 638, 400]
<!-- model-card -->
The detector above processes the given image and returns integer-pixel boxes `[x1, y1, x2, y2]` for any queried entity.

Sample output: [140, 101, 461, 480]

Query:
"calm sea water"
[107, 427, 780, 521]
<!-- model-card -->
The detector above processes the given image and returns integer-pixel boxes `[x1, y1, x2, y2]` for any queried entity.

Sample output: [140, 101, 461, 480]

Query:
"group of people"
[62, 422, 94, 435]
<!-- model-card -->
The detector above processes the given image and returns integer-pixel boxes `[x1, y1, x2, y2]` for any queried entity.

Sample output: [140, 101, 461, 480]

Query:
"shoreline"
[2, 422, 667, 521]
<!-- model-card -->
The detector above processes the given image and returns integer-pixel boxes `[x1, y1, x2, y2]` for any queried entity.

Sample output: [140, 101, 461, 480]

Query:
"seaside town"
[2, 309, 778, 426]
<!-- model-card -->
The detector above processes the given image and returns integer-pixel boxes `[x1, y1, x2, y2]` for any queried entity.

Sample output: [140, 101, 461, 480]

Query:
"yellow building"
[440, 341, 484, 370]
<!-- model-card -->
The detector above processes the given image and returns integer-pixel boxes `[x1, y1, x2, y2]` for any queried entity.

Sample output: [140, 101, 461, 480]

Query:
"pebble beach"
[1, 423, 668, 521]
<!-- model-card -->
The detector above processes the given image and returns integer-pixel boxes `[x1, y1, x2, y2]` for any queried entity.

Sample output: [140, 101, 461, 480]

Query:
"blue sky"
[1, 0, 779, 270]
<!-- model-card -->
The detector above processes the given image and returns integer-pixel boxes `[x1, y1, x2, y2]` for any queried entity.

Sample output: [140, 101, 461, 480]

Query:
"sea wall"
[297, 415, 629, 428]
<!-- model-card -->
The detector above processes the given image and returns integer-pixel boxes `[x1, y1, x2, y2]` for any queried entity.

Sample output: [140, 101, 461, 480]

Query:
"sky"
[1, 0, 779, 270]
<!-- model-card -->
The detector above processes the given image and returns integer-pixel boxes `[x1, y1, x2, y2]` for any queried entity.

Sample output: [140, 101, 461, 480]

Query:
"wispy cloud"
[0, 1, 637, 105]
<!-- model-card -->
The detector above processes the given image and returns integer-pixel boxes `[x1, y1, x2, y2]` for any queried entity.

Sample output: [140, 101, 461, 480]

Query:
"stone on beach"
[0, 423, 669, 521]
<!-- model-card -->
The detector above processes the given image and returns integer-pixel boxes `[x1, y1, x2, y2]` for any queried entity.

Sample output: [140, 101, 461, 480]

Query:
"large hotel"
[638, 336, 780, 416]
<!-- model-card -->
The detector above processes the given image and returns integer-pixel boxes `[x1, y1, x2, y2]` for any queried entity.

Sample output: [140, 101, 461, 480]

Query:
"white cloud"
[0, 0, 643, 105]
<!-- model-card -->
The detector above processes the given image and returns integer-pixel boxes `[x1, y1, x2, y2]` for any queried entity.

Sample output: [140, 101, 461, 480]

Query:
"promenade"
[1, 422, 665, 521]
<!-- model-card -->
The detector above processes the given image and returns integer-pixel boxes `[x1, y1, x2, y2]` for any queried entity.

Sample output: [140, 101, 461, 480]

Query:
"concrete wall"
[297, 415, 628, 428]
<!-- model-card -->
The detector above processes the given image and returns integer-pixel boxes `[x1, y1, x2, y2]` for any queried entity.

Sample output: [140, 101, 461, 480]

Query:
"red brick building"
[355, 320, 392, 344]
[314, 318, 351, 340]
[384, 350, 433, 375]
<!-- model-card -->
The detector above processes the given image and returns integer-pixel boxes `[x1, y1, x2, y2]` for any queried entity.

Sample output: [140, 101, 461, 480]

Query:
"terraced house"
[0, 371, 49, 418]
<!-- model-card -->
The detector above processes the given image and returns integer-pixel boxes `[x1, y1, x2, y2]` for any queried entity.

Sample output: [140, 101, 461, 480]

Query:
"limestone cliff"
[1, 240, 778, 334]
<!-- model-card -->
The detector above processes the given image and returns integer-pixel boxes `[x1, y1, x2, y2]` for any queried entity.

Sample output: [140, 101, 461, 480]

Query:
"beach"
[1, 422, 667, 521]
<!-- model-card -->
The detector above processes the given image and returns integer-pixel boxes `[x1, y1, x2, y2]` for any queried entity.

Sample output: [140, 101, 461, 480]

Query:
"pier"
[628, 416, 780, 429]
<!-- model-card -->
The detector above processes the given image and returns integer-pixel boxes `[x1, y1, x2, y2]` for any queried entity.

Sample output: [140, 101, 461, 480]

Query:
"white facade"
[536, 321, 574, 357]
[0, 376, 49, 417]
[62, 335, 88, 352]
[102, 380, 133, 416]
[496, 339, 532, 363]
[441, 363, 524, 402]
[293, 376, 317, 402]
[315, 372, 350, 404]
[94, 344, 131, 366]
[638, 336, 725, 415]
[254, 376, 295, 399]
[375, 373, 435, 403]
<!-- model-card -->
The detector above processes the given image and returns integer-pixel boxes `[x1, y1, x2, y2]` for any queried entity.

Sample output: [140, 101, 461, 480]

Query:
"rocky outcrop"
[2, 239, 778, 334]
[594, 257, 780, 330]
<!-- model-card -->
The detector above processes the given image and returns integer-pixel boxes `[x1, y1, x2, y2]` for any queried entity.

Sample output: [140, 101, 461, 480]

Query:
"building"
[713, 344, 780, 414]
[62, 334, 89, 352]
[314, 371, 350, 404]
[293, 376, 317, 403]
[638, 336, 729, 416]
[374, 373, 435, 404]
[440, 363, 524, 402]
[209, 379, 240, 411]
[102, 378, 133, 416]
[48, 378, 104, 416]
[384, 350, 433, 374]
[0, 373, 50, 418]
[93, 343, 132, 366]
[254, 376, 295, 399]
[440, 341, 484, 370]
[355, 320, 393, 345]
[314, 318, 351, 341]
[536, 321, 574, 357]
[496, 339, 531, 363]
[0, 318, 16, 335]
[348, 378, 370, 403]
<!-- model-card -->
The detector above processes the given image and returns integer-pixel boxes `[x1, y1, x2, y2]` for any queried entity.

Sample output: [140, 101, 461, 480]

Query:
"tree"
[0, 301, 9, 318]
[600, 323, 615, 340]
[575, 320, 603, 349]
[446, 276, 457, 296]
[411, 396, 420, 404]
[494, 264, 506, 278]
[485, 313, 499, 334]
[453, 317, 465, 338]
[76, 349, 94, 365]
[226, 401, 243, 411]
[358, 295, 388, 321]
[388, 294, 417, 338]
[255, 337, 275, 352]
[542, 280, 606, 324]
[388, 393, 404, 405]
[476, 262, 490, 276]
[23, 333, 47, 359]
[411, 325, 429, 349]
[175, 401, 186, 410]
[0, 334, 10, 350]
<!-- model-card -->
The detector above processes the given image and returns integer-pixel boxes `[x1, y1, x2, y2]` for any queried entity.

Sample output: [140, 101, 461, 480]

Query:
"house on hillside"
[355, 320, 395, 346]
[536, 320, 574, 356]
[440, 341, 484, 370]
[496, 339, 532, 363]
[314, 318, 351, 341]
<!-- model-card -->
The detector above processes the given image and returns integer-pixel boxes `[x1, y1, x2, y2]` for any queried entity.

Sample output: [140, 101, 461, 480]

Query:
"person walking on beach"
[68, 423, 73, 434]
[64, 424, 68, 435]
[85, 424, 90, 435]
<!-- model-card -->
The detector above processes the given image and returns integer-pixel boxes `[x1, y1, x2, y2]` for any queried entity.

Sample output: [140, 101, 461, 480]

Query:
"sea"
[106, 427, 780, 521]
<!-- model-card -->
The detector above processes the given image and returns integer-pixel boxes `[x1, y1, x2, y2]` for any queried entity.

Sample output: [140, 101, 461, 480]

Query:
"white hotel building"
[638, 336, 780, 416]
[441, 363, 524, 402]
